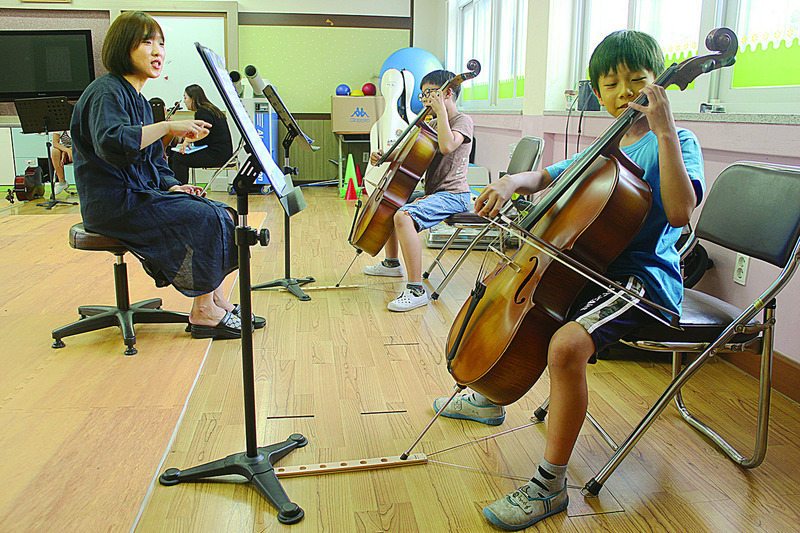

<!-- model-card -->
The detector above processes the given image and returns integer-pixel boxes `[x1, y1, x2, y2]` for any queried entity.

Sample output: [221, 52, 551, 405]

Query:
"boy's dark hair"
[420, 69, 461, 99]
[102, 11, 164, 76]
[588, 30, 665, 93]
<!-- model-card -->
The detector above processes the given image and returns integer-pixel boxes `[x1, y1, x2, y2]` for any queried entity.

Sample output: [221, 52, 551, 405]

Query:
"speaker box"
[577, 80, 600, 111]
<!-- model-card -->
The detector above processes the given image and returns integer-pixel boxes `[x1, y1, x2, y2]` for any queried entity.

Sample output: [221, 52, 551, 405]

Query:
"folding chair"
[538, 161, 800, 496]
[422, 136, 544, 300]
[194, 137, 245, 193]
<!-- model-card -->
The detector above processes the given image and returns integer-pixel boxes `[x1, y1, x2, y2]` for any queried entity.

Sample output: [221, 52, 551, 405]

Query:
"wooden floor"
[1, 187, 799, 532]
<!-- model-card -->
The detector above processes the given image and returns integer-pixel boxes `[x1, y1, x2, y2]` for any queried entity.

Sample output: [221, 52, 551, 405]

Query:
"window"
[717, 0, 800, 112]
[448, 0, 528, 110]
[569, 0, 800, 113]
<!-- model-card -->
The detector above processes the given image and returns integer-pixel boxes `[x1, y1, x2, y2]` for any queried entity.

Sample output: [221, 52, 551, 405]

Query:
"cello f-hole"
[514, 257, 538, 304]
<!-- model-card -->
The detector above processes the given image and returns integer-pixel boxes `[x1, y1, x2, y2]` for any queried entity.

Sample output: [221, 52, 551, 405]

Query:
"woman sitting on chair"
[168, 84, 233, 185]
[71, 10, 263, 340]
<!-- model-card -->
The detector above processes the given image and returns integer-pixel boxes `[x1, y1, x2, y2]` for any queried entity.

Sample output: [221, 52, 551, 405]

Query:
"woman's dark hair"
[588, 30, 665, 92]
[102, 11, 164, 76]
[184, 84, 224, 119]
[420, 69, 461, 99]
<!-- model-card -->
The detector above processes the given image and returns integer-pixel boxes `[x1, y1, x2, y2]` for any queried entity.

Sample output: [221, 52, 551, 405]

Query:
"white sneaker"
[54, 182, 69, 195]
[364, 261, 404, 277]
[387, 288, 428, 312]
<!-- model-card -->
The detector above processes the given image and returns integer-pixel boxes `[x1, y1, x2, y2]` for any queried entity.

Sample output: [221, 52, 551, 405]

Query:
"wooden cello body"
[445, 28, 738, 406]
[349, 60, 481, 257]
[447, 154, 650, 405]
[350, 122, 438, 256]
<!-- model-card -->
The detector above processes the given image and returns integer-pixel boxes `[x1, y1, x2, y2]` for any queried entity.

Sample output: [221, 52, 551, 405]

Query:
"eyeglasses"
[418, 88, 439, 100]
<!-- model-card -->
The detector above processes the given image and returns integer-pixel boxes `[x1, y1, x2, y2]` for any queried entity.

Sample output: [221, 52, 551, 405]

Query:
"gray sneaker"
[363, 261, 404, 277]
[433, 392, 505, 425]
[482, 482, 568, 530]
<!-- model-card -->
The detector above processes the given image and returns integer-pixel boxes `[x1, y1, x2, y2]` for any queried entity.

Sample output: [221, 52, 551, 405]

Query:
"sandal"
[190, 310, 242, 339]
[232, 304, 266, 330]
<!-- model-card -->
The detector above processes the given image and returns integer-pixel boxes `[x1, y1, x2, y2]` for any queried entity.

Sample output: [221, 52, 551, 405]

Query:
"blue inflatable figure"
[380, 47, 443, 114]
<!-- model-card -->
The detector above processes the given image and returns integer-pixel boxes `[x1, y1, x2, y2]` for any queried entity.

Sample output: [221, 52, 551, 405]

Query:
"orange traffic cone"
[345, 175, 358, 200]
[354, 161, 364, 187]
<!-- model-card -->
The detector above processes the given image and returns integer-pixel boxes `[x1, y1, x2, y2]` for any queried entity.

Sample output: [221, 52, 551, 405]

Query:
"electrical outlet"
[733, 253, 749, 285]
[362, 152, 369, 163]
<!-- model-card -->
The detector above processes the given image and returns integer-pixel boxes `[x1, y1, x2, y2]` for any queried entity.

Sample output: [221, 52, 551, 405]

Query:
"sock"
[467, 390, 495, 406]
[529, 459, 567, 497]
[406, 282, 424, 297]
[382, 258, 401, 268]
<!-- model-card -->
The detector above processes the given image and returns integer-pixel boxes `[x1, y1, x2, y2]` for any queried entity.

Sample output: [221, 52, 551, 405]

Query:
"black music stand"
[250, 85, 317, 301]
[14, 97, 78, 210]
[158, 43, 308, 525]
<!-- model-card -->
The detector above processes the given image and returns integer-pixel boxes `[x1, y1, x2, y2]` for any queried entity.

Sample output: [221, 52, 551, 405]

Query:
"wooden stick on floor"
[274, 453, 427, 478]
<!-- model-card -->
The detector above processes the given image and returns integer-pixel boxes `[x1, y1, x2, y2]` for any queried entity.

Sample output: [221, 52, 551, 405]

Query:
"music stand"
[250, 85, 317, 301]
[13, 97, 78, 210]
[158, 42, 308, 525]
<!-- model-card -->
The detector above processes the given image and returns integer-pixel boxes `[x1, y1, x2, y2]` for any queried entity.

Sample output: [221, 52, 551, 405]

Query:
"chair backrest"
[696, 162, 800, 268]
[506, 136, 544, 175]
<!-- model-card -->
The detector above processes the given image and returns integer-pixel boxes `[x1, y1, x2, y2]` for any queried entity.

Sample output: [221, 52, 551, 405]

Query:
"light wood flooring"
[1, 187, 799, 532]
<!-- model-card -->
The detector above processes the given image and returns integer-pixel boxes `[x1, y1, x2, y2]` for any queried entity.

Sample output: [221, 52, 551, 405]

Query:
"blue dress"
[71, 73, 237, 297]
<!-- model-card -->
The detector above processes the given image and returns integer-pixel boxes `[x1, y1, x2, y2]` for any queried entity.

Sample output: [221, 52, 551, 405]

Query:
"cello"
[445, 28, 738, 406]
[160, 100, 183, 152]
[348, 60, 481, 257]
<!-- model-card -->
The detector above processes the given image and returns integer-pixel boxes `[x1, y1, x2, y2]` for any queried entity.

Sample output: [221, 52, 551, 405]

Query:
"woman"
[70, 11, 262, 339]
[168, 84, 233, 185]
[52, 130, 73, 195]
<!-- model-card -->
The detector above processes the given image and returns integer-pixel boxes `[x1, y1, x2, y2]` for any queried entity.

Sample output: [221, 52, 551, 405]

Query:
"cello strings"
[493, 215, 677, 328]
[426, 461, 585, 489]
[428, 422, 538, 457]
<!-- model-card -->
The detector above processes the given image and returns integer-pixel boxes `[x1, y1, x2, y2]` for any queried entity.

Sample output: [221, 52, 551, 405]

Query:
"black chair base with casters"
[52, 223, 189, 355]
[534, 161, 800, 497]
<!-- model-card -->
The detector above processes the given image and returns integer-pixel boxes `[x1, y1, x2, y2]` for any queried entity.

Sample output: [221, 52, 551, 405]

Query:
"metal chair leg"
[430, 225, 494, 300]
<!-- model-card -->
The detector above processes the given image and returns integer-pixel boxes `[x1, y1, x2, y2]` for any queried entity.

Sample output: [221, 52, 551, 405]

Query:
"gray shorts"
[399, 190, 471, 231]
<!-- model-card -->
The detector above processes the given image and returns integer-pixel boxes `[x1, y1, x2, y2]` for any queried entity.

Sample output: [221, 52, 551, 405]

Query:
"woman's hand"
[168, 119, 211, 141]
[369, 150, 383, 166]
[169, 184, 206, 196]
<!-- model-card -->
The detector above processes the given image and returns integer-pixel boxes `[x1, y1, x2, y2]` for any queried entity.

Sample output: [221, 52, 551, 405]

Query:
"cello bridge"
[488, 245, 521, 273]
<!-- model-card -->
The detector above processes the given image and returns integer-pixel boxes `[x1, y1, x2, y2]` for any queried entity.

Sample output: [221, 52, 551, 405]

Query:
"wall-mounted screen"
[0, 29, 95, 102]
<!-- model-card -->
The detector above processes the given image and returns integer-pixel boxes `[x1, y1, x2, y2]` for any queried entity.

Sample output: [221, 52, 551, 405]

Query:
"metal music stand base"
[159, 154, 306, 523]
[160, 436, 308, 524]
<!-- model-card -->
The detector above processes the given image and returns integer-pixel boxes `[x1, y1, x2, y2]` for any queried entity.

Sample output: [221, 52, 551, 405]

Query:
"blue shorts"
[399, 191, 471, 231]
[568, 276, 658, 354]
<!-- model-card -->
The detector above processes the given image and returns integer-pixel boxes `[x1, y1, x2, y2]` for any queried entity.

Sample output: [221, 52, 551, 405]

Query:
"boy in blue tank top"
[433, 30, 704, 530]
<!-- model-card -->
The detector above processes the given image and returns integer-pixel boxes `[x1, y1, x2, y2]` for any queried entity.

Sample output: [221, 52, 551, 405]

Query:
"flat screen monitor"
[0, 30, 95, 102]
[195, 42, 289, 198]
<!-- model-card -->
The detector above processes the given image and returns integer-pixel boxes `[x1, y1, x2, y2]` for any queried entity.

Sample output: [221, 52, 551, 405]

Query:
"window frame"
[447, 0, 528, 111]
[568, 0, 800, 114]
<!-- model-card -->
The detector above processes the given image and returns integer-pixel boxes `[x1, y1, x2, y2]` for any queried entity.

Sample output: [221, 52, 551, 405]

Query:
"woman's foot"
[55, 181, 69, 195]
[189, 301, 228, 327]
[190, 310, 242, 339]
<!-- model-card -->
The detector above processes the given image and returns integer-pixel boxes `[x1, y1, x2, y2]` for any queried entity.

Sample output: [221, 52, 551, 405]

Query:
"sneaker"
[54, 182, 69, 195]
[363, 261, 404, 277]
[482, 482, 569, 531]
[387, 288, 428, 312]
[432, 392, 505, 425]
